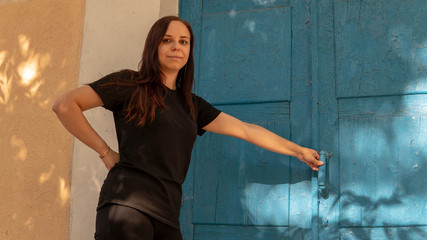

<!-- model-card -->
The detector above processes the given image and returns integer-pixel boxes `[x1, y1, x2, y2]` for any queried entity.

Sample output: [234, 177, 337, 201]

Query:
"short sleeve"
[194, 95, 221, 136]
[88, 71, 136, 112]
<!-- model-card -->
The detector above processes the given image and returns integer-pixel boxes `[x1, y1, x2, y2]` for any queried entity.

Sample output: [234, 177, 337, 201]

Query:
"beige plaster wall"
[69, 1, 179, 239]
[0, 0, 85, 239]
[160, 0, 180, 17]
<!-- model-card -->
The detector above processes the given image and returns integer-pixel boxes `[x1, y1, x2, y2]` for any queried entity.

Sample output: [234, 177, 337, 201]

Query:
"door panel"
[331, 0, 427, 239]
[335, 0, 427, 98]
[339, 95, 427, 227]
[193, 103, 290, 225]
[180, 0, 313, 239]
[199, 6, 291, 104]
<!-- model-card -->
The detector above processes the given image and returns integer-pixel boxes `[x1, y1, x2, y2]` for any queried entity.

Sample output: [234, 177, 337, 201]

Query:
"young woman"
[52, 16, 323, 240]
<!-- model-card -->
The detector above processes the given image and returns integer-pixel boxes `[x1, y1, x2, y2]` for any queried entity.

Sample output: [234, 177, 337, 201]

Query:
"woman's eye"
[162, 38, 188, 45]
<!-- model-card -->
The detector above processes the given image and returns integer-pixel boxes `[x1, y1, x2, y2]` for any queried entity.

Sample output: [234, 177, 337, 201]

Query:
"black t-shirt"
[88, 71, 221, 229]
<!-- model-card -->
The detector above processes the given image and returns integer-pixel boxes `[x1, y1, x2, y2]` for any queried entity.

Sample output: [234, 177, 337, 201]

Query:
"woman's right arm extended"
[52, 85, 119, 170]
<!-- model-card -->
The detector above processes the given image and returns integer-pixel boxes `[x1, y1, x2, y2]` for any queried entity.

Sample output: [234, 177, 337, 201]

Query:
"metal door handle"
[318, 150, 331, 199]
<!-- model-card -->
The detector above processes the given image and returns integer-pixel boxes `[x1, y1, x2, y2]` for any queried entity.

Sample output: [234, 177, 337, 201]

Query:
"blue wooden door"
[180, 1, 316, 239]
[180, 0, 427, 239]
[316, 0, 427, 239]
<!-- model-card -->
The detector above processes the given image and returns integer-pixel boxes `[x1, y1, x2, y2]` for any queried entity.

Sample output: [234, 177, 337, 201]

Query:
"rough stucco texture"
[0, 0, 85, 239]
[68, 1, 177, 239]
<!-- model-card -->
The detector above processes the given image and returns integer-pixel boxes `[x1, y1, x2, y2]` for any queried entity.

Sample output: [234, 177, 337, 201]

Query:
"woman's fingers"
[300, 148, 324, 171]
[102, 149, 120, 170]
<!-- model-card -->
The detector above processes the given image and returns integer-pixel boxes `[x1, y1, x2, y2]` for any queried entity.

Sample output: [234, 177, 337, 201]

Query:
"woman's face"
[158, 20, 191, 75]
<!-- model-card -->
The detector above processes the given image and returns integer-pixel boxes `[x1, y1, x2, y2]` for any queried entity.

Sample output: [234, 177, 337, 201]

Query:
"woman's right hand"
[101, 149, 120, 170]
[296, 147, 323, 171]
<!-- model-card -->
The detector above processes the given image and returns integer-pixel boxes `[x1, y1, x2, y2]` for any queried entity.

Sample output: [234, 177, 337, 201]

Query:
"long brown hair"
[116, 16, 195, 126]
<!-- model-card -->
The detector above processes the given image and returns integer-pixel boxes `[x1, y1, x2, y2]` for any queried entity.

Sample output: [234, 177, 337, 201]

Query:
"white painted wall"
[69, 1, 178, 239]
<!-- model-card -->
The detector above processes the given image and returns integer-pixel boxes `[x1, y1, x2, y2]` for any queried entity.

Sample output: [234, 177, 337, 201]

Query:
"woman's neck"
[162, 71, 178, 90]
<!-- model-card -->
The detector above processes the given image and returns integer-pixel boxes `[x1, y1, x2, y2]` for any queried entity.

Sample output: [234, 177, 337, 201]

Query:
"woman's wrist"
[293, 145, 305, 159]
[99, 145, 110, 159]
[93, 139, 109, 156]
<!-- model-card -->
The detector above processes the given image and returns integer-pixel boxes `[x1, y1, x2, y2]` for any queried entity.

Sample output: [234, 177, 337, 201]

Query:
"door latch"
[318, 150, 332, 199]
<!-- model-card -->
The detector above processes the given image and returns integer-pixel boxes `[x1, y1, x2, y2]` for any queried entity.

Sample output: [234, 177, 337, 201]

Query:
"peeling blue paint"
[181, 0, 427, 239]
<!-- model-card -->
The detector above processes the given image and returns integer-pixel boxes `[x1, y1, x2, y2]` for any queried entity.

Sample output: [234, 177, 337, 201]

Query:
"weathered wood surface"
[181, 0, 427, 239]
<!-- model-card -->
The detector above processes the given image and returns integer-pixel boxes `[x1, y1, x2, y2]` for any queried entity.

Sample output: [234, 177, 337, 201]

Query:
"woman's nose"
[171, 40, 181, 51]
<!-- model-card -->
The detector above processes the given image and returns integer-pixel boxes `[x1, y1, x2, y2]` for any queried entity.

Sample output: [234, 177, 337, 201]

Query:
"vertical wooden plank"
[317, 0, 340, 239]
[179, 1, 203, 239]
[180, 151, 195, 239]
[289, 0, 315, 239]
[310, 1, 320, 239]
[179, 0, 203, 93]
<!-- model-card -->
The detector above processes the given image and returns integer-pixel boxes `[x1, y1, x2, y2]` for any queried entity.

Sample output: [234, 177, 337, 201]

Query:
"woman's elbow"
[52, 96, 74, 116]
[52, 98, 65, 115]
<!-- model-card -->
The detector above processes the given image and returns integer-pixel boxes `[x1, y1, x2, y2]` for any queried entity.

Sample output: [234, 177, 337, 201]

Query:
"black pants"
[95, 204, 183, 240]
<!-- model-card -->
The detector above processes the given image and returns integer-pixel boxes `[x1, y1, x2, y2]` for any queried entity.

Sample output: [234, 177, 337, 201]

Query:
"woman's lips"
[167, 56, 183, 59]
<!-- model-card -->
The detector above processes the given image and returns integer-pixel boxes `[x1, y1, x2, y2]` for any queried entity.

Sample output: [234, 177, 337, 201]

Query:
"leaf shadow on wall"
[0, 2, 83, 237]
